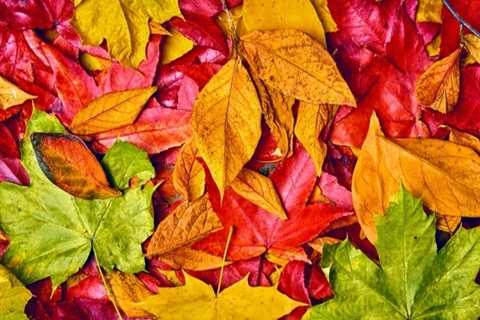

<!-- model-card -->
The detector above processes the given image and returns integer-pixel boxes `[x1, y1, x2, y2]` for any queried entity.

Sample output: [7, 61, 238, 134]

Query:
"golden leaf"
[218, 5, 247, 38]
[352, 114, 480, 242]
[241, 29, 356, 106]
[150, 21, 171, 36]
[231, 168, 287, 220]
[173, 141, 206, 202]
[416, 49, 460, 113]
[416, 0, 442, 23]
[79, 53, 112, 72]
[309, 236, 341, 254]
[449, 127, 480, 153]
[158, 247, 228, 271]
[242, 0, 326, 45]
[311, 0, 338, 32]
[71, 87, 156, 135]
[295, 102, 337, 176]
[109, 272, 303, 320]
[464, 34, 480, 65]
[436, 214, 461, 233]
[426, 34, 441, 57]
[192, 58, 262, 196]
[161, 30, 195, 65]
[0, 76, 36, 109]
[146, 195, 223, 257]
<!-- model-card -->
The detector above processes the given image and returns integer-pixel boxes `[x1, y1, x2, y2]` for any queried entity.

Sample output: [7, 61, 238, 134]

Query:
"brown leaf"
[241, 29, 356, 106]
[416, 49, 460, 113]
[173, 141, 205, 201]
[146, 195, 223, 257]
[31, 133, 120, 199]
[352, 113, 480, 242]
[71, 86, 157, 135]
[231, 168, 287, 220]
[192, 58, 262, 196]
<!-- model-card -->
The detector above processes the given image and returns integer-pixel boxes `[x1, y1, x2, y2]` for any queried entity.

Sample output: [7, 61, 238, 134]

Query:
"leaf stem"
[442, 0, 480, 37]
[216, 226, 234, 296]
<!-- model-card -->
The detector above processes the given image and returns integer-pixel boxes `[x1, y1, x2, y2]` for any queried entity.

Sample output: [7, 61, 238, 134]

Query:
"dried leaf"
[0, 75, 35, 109]
[173, 141, 206, 201]
[192, 58, 262, 196]
[464, 34, 480, 65]
[352, 113, 480, 242]
[241, 29, 356, 106]
[295, 103, 337, 176]
[416, 0, 442, 23]
[71, 87, 157, 135]
[109, 272, 303, 320]
[231, 168, 287, 220]
[242, 0, 326, 45]
[31, 133, 120, 199]
[416, 49, 461, 113]
[147, 195, 223, 257]
[161, 30, 195, 65]
[311, 0, 338, 32]
[158, 247, 227, 271]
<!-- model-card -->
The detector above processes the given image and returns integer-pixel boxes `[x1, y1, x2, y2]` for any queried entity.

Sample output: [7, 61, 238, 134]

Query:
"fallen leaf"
[416, 49, 461, 113]
[149, 21, 171, 36]
[0, 111, 154, 286]
[231, 168, 287, 220]
[0, 75, 36, 109]
[172, 141, 206, 201]
[306, 188, 480, 320]
[436, 214, 461, 233]
[109, 272, 303, 319]
[71, 87, 157, 135]
[157, 246, 227, 271]
[449, 127, 480, 152]
[192, 58, 262, 196]
[72, 0, 181, 66]
[161, 30, 195, 65]
[352, 113, 480, 242]
[242, 0, 326, 45]
[31, 133, 120, 199]
[0, 264, 32, 320]
[311, 0, 338, 32]
[147, 195, 223, 257]
[464, 34, 480, 64]
[295, 103, 337, 176]
[416, 0, 443, 23]
[102, 140, 155, 190]
[241, 29, 356, 106]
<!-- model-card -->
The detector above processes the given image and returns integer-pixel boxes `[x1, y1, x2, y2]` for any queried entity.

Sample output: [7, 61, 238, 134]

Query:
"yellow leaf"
[0, 76, 35, 109]
[352, 113, 480, 242]
[218, 5, 247, 38]
[241, 29, 356, 106]
[146, 195, 223, 257]
[416, 49, 461, 113]
[79, 53, 112, 72]
[158, 247, 229, 271]
[436, 214, 461, 233]
[109, 272, 303, 320]
[192, 58, 262, 197]
[231, 168, 287, 219]
[449, 127, 480, 153]
[173, 141, 206, 201]
[73, 0, 181, 67]
[150, 21, 171, 36]
[162, 30, 195, 65]
[0, 264, 32, 320]
[311, 0, 338, 32]
[251, 75, 295, 158]
[464, 34, 480, 65]
[295, 102, 337, 176]
[426, 34, 441, 57]
[71, 87, 157, 135]
[242, 0, 326, 45]
[416, 0, 442, 23]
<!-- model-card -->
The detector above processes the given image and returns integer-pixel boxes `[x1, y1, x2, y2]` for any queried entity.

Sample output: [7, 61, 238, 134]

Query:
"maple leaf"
[108, 271, 304, 320]
[101, 140, 155, 190]
[192, 57, 262, 197]
[0, 75, 35, 110]
[0, 110, 154, 286]
[72, 0, 181, 67]
[0, 264, 32, 320]
[306, 187, 480, 320]
[172, 141, 206, 201]
[353, 113, 480, 242]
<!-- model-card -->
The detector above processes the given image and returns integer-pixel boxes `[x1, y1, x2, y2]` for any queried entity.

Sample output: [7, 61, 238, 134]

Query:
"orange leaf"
[158, 246, 228, 271]
[172, 141, 205, 201]
[31, 133, 120, 199]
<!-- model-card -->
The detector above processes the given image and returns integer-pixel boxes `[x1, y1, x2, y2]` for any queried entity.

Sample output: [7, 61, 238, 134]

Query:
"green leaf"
[0, 110, 154, 287]
[72, 0, 181, 67]
[0, 265, 31, 320]
[306, 186, 480, 320]
[102, 140, 155, 190]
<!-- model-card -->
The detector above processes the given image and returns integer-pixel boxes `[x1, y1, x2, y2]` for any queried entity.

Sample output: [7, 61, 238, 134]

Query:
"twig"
[442, 0, 480, 37]
[216, 226, 234, 296]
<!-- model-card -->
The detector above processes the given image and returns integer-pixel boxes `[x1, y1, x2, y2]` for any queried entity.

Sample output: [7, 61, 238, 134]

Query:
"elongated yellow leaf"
[109, 272, 303, 320]
[416, 49, 460, 113]
[241, 29, 356, 107]
[231, 168, 287, 219]
[173, 141, 206, 201]
[147, 195, 223, 257]
[192, 58, 262, 196]
[162, 30, 195, 64]
[158, 246, 228, 271]
[464, 34, 480, 65]
[311, 0, 338, 32]
[295, 102, 337, 176]
[0, 76, 35, 109]
[73, 0, 181, 66]
[242, 0, 326, 45]
[71, 87, 156, 135]
[416, 0, 442, 23]
[352, 113, 480, 242]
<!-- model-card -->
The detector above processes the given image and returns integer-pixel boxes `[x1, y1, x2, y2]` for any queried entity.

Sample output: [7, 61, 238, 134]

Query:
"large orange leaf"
[31, 133, 120, 199]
